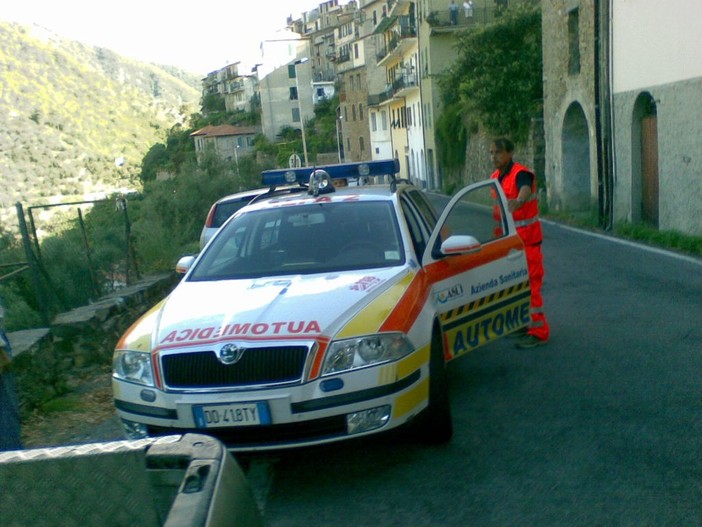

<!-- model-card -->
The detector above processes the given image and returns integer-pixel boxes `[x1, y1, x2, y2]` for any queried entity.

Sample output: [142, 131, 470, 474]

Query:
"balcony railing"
[391, 73, 418, 95]
[425, 6, 502, 28]
[367, 89, 392, 107]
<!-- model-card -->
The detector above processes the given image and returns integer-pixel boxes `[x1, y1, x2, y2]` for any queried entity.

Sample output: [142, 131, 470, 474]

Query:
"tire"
[413, 327, 453, 445]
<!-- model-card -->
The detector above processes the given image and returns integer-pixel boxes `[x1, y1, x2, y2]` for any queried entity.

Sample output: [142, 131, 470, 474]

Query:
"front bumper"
[113, 360, 427, 451]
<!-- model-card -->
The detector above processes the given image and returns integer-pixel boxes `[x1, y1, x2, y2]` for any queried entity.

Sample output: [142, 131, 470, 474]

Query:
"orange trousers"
[524, 243, 550, 341]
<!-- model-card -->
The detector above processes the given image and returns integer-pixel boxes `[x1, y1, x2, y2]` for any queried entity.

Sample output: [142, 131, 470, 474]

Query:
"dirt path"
[21, 369, 123, 449]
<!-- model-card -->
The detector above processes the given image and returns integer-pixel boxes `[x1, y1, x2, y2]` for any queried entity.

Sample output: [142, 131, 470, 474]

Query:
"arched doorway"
[561, 103, 591, 211]
[631, 93, 659, 227]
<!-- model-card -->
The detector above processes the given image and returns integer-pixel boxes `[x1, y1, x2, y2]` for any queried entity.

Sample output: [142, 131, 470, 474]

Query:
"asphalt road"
[249, 206, 702, 526]
[61, 196, 701, 526]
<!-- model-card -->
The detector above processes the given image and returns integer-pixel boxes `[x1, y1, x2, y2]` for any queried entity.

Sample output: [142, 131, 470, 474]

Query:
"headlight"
[322, 333, 413, 375]
[113, 350, 155, 386]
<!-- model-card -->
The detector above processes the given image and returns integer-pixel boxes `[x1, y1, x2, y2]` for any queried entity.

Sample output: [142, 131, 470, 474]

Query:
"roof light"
[308, 169, 335, 196]
[261, 159, 400, 187]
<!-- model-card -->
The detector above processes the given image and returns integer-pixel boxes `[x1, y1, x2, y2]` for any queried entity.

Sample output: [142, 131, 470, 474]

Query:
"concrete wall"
[612, 78, 702, 235]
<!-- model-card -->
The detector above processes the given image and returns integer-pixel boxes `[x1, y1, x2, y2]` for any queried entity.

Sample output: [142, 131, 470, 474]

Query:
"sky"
[0, 0, 319, 76]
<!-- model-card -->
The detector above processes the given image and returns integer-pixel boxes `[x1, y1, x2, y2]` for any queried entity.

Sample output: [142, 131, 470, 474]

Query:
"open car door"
[423, 180, 532, 362]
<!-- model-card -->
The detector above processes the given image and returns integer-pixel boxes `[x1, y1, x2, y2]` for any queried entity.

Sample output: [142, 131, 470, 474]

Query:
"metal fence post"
[15, 203, 50, 327]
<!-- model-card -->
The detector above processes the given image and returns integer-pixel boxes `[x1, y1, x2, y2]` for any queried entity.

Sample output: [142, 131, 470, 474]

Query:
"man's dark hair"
[492, 137, 514, 152]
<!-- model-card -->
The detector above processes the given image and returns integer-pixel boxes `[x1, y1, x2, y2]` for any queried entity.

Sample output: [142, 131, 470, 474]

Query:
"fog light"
[346, 405, 391, 435]
[121, 419, 149, 440]
[140, 389, 157, 402]
[320, 378, 344, 392]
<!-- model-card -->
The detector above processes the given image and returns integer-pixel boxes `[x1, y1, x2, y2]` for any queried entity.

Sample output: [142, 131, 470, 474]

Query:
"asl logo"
[436, 284, 464, 304]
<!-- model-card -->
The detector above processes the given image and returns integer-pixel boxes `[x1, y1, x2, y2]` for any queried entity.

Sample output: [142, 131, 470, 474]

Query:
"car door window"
[406, 189, 438, 231]
[440, 182, 507, 246]
[400, 196, 430, 259]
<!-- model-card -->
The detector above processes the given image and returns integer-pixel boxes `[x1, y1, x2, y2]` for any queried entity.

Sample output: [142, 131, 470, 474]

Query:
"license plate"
[192, 402, 271, 428]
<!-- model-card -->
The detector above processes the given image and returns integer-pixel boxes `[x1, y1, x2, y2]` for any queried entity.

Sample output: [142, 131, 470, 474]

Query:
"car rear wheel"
[412, 327, 453, 444]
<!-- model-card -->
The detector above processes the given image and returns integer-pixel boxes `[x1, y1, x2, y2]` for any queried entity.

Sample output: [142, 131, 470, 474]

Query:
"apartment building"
[257, 29, 315, 147]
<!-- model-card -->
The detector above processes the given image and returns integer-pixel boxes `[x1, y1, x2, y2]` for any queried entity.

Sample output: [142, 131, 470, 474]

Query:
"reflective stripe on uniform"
[514, 215, 540, 228]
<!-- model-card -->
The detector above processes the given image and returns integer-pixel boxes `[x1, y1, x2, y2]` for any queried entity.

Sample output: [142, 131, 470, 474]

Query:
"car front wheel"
[412, 326, 453, 444]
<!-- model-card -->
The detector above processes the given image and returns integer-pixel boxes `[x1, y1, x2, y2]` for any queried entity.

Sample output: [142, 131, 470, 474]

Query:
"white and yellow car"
[113, 160, 531, 451]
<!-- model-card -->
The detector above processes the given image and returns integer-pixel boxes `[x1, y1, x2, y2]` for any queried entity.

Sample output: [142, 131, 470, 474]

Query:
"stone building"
[542, 0, 702, 235]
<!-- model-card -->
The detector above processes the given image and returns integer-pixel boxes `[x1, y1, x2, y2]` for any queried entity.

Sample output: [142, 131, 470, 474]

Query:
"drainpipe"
[594, 0, 614, 230]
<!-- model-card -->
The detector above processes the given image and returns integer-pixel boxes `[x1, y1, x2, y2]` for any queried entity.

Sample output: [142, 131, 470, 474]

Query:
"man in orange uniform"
[490, 138, 550, 348]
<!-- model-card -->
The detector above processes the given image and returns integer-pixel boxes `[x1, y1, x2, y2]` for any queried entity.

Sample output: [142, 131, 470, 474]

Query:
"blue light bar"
[261, 159, 400, 187]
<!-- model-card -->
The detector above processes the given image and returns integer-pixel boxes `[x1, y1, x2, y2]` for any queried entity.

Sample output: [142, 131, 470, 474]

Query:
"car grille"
[161, 346, 309, 388]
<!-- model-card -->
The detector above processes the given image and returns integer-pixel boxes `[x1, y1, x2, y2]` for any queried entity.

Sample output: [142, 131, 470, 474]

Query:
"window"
[359, 104, 364, 120]
[354, 43, 359, 59]
[371, 112, 377, 132]
[443, 182, 507, 245]
[192, 202, 403, 280]
[352, 105, 356, 121]
[568, 9, 580, 75]
[359, 137, 365, 152]
[381, 111, 388, 130]
[400, 196, 431, 259]
[289, 86, 298, 100]
[288, 65, 296, 78]
[292, 107, 301, 123]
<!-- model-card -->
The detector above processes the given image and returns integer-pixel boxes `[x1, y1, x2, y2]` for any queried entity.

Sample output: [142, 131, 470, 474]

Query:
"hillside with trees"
[0, 21, 200, 231]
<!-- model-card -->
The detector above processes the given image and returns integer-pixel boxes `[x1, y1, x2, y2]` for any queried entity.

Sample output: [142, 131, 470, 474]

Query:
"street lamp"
[233, 143, 240, 178]
[293, 58, 309, 167]
[335, 106, 344, 163]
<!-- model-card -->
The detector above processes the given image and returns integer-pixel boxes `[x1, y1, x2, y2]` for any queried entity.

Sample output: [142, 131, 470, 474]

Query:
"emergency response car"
[112, 160, 531, 451]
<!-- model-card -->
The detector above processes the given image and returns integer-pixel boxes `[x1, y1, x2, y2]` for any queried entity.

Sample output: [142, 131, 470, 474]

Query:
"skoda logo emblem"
[218, 343, 245, 365]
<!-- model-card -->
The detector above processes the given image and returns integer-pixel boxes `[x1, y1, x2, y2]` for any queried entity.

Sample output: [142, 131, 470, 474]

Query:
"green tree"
[439, 4, 542, 144]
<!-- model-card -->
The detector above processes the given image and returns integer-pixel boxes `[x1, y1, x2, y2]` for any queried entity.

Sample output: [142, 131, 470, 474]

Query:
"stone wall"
[7, 273, 179, 412]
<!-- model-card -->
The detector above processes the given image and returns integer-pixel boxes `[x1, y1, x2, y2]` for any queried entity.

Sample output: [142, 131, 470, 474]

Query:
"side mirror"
[175, 255, 196, 274]
[440, 235, 481, 256]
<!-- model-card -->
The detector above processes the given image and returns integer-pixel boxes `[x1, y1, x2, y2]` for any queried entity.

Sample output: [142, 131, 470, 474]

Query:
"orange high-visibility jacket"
[491, 162, 542, 245]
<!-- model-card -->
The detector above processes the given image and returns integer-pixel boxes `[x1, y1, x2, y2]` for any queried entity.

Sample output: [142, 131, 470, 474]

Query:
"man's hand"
[508, 198, 524, 213]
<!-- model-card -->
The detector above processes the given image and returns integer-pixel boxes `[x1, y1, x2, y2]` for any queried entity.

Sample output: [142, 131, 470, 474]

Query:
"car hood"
[150, 268, 411, 350]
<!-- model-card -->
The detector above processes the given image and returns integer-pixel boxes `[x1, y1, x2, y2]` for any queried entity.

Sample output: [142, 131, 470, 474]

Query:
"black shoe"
[507, 328, 528, 339]
[515, 335, 548, 349]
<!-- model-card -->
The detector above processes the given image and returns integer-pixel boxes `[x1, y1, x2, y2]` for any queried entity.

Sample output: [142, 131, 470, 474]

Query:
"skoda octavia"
[113, 160, 531, 451]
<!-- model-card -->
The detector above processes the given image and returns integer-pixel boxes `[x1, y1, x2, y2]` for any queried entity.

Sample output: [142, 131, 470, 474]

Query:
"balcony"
[391, 73, 418, 97]
[425, 6, 502, 31]
[375, 15, 417, 66]
[367, 88, 392, 107]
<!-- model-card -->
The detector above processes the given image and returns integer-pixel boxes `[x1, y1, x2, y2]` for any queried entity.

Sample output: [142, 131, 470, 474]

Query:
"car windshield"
[190, 201, 404, 280]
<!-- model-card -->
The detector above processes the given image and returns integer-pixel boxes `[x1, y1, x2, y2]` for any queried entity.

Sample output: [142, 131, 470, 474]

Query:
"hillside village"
[198, 0, 701, 237]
